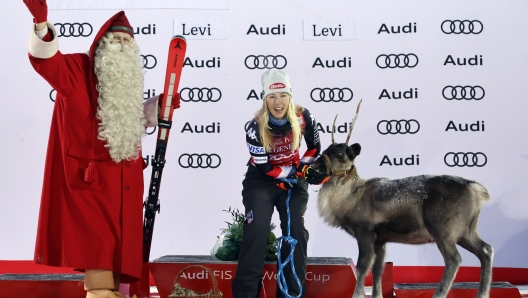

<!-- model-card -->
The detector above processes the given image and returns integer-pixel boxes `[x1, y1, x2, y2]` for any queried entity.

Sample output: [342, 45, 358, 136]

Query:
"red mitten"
[171, 92, 180, 109]
[23, 0, 48, 24]
[158, 93, 180, 110]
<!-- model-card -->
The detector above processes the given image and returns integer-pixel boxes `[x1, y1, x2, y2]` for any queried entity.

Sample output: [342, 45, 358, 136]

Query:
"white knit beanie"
[260, 68, 292, 99]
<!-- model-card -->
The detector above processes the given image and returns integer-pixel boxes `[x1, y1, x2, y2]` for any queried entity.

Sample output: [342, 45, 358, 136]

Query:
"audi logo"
[310, 88, 353, 102]
[54, 22, 93, 37]
[244, 55, 287, 69]
[146, 127, 156, 135]
[376, 54, 419, 69]
[49, 89, 56, 102]
[180, 87, 222, 102]
[441, 20, 483, 35]
[444, 152, 487, 167]
[377, 120, 420, 135]
[442, 86, 485, 100]
[141, 55, 157, 69]
[178, 153, 221, 169]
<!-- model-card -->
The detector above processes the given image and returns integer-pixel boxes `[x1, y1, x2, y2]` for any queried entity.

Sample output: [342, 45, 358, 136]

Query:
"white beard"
[94, 33, 146, 163]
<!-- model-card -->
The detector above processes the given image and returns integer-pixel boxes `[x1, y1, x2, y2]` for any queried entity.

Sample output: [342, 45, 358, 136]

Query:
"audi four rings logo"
[444, 152, 487, 167]
[442, 86, 485, 100]
[376, 54, 419, 69]
[244, 55, 287, 69]
[310, 88, 353, 102]
[49, 89, 56, 102]
[146, 127, 157, 135]
[377, 120, 420, 135]
[180, 87, 222, 102]
[54, 23, 93, 37]
[441, 20, 483, 34]
[178, 154, 221, 169]
[141, 55, 157, 69]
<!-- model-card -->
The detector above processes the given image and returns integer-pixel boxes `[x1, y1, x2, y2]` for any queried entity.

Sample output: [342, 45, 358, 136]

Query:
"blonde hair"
[255, 94, 304, 152]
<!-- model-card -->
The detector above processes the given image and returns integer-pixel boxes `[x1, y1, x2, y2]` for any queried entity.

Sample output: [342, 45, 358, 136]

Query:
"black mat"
[153, 255, 351, 265]
[394, 282, 516, 290]
[0, 274, 84, 281]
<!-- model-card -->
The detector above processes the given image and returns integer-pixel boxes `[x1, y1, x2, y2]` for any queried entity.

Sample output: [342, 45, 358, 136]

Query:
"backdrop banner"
[1, 0, 527, 271]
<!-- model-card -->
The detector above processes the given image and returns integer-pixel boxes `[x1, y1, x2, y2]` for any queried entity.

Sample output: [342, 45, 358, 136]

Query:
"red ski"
[142, 35, 187, 262]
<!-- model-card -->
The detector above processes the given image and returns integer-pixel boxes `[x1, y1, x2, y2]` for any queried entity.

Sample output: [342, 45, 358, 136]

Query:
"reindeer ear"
[347, 143, 361, 159]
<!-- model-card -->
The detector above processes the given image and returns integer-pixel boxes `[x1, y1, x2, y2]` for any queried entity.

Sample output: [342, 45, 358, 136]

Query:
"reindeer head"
[311, 100, 362, 183]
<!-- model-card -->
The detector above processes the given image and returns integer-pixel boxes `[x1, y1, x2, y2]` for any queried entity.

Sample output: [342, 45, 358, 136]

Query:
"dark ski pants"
[232, 178, 309, 298]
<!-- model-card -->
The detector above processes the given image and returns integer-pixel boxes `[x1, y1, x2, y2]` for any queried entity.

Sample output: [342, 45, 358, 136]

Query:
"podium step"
[149, 255, 358, 298]
[394, 281, 521, 298]
[0, 273, 85, 298]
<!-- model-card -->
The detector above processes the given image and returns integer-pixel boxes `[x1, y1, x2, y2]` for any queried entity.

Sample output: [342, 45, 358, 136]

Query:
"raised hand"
[23, 0, 48, 23]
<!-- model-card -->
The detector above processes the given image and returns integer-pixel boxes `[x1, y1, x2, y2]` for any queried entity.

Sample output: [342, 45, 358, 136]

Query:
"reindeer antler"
[345, 99, 363, 145]
[331, 114, 338, 144]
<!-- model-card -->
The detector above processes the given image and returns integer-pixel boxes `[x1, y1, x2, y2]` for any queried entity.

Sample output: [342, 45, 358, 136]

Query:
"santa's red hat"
[108, 11, 134, 37]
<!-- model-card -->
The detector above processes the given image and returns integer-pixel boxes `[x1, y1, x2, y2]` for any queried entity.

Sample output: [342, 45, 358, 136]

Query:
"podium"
[149, 255, 359, 298]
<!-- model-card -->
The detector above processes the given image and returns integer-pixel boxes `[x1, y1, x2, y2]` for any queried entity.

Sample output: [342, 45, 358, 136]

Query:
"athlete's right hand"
[275, 180, 294, 191]
[23, 0, 48, 23]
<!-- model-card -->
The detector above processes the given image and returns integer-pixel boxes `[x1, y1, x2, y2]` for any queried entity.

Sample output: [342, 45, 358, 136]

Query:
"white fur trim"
[29, 21, 59, 59]
[143, 95, 159, 127]
[35, 26, 48, 39]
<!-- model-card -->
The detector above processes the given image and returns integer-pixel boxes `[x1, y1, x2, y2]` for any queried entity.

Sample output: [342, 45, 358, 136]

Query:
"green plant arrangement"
[212, 207, 277, 262]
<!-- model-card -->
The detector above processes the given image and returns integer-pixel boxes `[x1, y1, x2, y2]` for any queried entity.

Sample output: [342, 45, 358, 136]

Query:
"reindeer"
[311, 100, 493, 298]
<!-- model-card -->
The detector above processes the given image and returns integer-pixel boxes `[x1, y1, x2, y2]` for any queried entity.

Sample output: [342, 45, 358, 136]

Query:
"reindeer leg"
[433, 240, 461, 298]
[458, 234, 494, 298]
[352, 230, 377, 298]
[370, 241, 386, 298]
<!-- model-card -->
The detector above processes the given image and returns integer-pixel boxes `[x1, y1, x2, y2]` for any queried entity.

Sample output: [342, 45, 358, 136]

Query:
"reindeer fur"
[312, 143, 493, 298]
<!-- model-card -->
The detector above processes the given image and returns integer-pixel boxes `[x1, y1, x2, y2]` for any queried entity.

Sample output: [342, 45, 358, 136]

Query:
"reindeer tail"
[470, 182, 491, 202]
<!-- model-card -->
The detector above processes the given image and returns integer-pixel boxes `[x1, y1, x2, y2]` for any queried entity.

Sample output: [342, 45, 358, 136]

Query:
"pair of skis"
[142, 35, 187, 262]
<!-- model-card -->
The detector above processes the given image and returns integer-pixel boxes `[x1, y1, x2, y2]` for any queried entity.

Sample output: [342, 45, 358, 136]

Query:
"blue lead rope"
[276, 178, 303, 298]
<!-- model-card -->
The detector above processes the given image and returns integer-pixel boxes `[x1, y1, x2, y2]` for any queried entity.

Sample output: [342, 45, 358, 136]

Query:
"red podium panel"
[149, 255, 358, 298]
[0, 273, 85, 298]
[394, 282, 522, 298]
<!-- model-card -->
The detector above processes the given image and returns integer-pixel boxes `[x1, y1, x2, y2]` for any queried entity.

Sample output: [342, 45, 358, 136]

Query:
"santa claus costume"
[24, 0, 159, 296]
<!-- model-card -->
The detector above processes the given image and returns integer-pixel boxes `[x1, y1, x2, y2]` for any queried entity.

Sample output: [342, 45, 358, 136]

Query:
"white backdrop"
[1, 0, 528, 269]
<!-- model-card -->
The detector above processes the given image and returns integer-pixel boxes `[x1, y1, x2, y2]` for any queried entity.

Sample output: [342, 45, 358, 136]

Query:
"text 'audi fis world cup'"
[54, 22, 93, 37]
[180, 87, 222, 102]
[444, 152, 487, 167]
[245, 55, 287, 69]
[376, 54, 418, 69]
[377, 120, 420, 135]
[442, 86, 485, 100]
[178, 153, 221, 169]
[310, 88, 353, 102]
[441, 20, 483, 34]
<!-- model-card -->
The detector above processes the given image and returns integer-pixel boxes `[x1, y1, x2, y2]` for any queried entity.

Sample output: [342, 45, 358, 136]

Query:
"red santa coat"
[29, 12, 145, 282]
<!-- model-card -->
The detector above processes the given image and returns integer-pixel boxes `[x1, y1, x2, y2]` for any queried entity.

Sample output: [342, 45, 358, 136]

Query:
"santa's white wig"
[94, 32, 146, 163]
